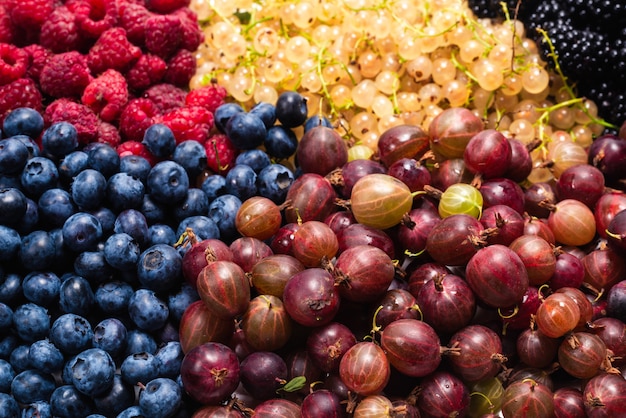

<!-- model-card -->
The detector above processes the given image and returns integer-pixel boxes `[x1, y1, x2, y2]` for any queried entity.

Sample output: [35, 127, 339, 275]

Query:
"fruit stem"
[469, 391, 494, 411]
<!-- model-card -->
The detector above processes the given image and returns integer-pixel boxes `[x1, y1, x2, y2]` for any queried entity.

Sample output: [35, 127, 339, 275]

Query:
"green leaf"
[281, 376, 306, 393]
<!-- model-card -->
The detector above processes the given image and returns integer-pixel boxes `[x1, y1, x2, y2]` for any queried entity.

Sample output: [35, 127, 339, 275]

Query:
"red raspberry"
[156, 106, 214, 144]
[67, 0, 120, 40]
[81, 69, 129, 122]
[163, 49, 195, 88]
[144, 0, 190, 14]
[0, 78, 43, 124]
[117, 140, 159, 166]
[204, 133, 238, 175]
[185, 83, 227, 114]
[118, 2, 152, 47]
[40, 51, 93, 98]
[125, 53, 167, 92]
[87, 27, 142, 75]
[23, 44, 52, 83]
[44, 98, 100, 144]
[144, 14, 182, 59]
[0, 43, 28, 85]
[39, 6, 82, 53]
[96, 121, 122, 148]
[172, 8, 204, 52]
[119, 98, 159, 142]
[8, 0, 55, 31]
[0, 5, 15, 44]
[142, 83, 186, 114]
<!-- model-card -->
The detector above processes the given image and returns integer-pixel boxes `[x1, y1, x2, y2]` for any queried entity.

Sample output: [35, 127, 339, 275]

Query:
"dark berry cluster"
[468, 0, 626, 128]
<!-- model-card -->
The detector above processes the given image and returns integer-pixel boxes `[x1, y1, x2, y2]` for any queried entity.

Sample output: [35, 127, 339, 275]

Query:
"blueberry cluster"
[467, 0, 626, 128]
[0, 93, 309, 417]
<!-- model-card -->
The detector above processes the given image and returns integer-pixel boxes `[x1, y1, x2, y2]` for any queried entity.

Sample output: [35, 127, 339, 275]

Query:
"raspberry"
[39, 6, 82, 53]
[40, 51, 93, 98]
[23, 44, 52, 83]
[144, 0, 190, 14]
[144, 14, 182, 59]
[87, 27, 142, 75]
[116, 140, 159, 166]
[163, 49, 196, 87]
[96, 121, 122, 148]
[119, 98, 159, 142]
[8, 0, 55, 31]
[0, 78, 43, 124]
[185, 84, 227, 114]
[156, 106, 214, 144]
[0, 5, 15, 44]
[0, 43, 28, 85]
[118, 2, 152, 47]
[142, 83, 187, 114]
[125, 53, 167, 92]
[81, 69, 129, 122]
[172, 8, 204, 52]
[204, 133, 239, 175]
[67, 0, 120, 40]
[44, 98, 100, 144]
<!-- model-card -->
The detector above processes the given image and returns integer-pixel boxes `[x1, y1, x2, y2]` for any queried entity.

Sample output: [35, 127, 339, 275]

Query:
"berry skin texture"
[0, 78, 43, 123]
[39, 6, 81, 53]
[118, 2, 152, 47]
[144, 15, 182, 59]
[8, 0, 56, 31]
[145, 0, 191, 14]
[163, 49, 196, 87]
[0, 43, 28, 85]
[81, 69, 129, 122]
[125, 54, 167, 92]
[205, 133, 239, 175]
[185, 84, 227, 114]
[23, 44, 52, 83]
[119, 98, 159, 142]
[142, 83, 187, 114]
[172, 8, 204, 52]
[0, 5, 15, 44]
[156, 106, 214, 145]
[67, 0, 119, 40]
[40, 51, 93, 99]
[96, 121, 122, 148]
[87, 27, 142, 75]
[44, 98, 100, 145]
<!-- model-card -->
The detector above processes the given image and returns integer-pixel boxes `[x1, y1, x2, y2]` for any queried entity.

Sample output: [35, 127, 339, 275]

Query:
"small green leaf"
[280, 376, 306, 393]
[234, 10, 251, 25]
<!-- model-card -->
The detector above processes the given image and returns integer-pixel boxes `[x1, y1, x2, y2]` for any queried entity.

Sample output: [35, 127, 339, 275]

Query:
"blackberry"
[467, 0, 540, 20]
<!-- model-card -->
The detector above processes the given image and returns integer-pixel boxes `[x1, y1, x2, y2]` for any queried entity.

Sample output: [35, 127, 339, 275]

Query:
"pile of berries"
[0, 0, 224, 162]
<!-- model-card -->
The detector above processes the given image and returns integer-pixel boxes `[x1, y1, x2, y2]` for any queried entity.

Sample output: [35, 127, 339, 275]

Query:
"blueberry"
[71, 168, 107, 210]
[68, 348, 116, 397]
[49, 313, 93, 355]
[95, 281, 134, 315]
[58, 274, 95, 316]
[38, 188, 76, 228]
[16, 197, 39, 235]
[121, 352, 161, 385]
[10, 369, 56, 404]
[41, 121, 79, 158]
[225, 164, 257, 200]
[93, 374, 135, 417]
[28, 339, 64, 374]
[304, 114, 333, 132]
[141, 194, 169, 225]
[172, 139, 207, 179]
[87, 206, 117, 235]
[128, 289, 169, 331]
[147, 224, 176, 246]
[147, 160, 190, 205]
[116, 405, 145, 418]
[8, 343, 29, 372]
[265, 125, 298, 159]
[176, 215, 220, 245]
[3, 107, 44, 138]
[13, 303, 50, 343]
[0, 174, 20, 189]
[173, 187, 209, 222]
[114, 209, 149, 248]
[21, 400, 52, 418]
[50, 384, 95, 418]
[87, 143, 120, 178]
[22, 271, 61, 307]
[276, 91, 308, 128]
[0, 137, 29, 175]
[119, 155, 152, 184]
[0, 272, 21, 305]
[0, 303, 11, 331]
[168, 283, 199, 323]
[139, 377, 182, 418]
[20, 156, 59, 198]
[155, 341, 184, 379]
[73, 250, 116, 284]
[257, 163, 295, 203]
[136, 244, 182, 292]
[235, 149, 271, 173]
[214, 102, 245, 132]
[106, 172, 145, 213]
[207, 194, 242, 240]
[104, 232, 141, 271]
[125, 330, 157, 356]
[0, 393, 19, 418]
[0, 335, 17, 361]
[13, 135, 39, 159]
[143, 123, 176, 158]
[58, 151, 89, 182]
[200, 174, 227, 200]
[0, 225, 20, 262]
[93, 318, 128, 358]
[0, 359, 14, 392]
[225, 111, 267, 150]
[249, 101, 277, 129]
[62, 211, 103, 252]
[0, 187, 27, 225]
